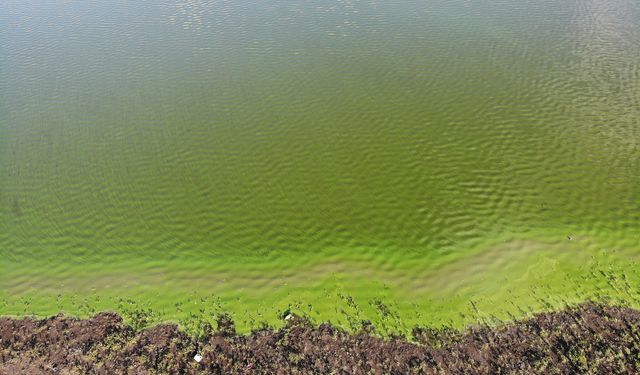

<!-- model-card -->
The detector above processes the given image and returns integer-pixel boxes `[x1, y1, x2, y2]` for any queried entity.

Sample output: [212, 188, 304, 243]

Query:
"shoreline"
[2, 302, 640, 374]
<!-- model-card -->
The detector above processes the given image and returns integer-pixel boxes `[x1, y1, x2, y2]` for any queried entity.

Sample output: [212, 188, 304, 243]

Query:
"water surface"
[1, 0, 639, 330]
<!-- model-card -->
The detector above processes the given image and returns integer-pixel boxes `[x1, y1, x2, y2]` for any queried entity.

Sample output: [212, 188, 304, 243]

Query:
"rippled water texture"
[1, 0, 639, 330]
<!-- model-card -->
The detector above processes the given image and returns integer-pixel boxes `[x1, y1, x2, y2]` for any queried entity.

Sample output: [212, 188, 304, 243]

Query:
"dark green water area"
[1, 0, 639, 333]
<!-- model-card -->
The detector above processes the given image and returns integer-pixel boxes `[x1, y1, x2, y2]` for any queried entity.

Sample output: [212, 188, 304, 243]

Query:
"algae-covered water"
[1, 0, 639, 332]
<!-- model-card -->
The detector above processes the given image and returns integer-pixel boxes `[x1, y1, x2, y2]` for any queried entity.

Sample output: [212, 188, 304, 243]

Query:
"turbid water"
[1, 0, 639, 332]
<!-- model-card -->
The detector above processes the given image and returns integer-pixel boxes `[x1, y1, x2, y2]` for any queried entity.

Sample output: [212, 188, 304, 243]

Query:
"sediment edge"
[1, 302, 640, 374]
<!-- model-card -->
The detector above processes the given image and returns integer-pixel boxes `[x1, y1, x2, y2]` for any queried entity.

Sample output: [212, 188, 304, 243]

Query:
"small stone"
[194, 354, 203, 363]
[284, 314, 293, 321]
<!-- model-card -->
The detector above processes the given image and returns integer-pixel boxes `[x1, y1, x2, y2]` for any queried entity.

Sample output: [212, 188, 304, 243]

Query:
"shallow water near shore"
[1, 0, 639, 331]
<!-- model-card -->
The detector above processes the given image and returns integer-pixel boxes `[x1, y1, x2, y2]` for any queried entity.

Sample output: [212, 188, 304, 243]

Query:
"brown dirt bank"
[1, 302, 640, 374]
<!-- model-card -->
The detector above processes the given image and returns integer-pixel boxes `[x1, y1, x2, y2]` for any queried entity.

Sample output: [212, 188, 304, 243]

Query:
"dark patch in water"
[11, 197, 22, 217]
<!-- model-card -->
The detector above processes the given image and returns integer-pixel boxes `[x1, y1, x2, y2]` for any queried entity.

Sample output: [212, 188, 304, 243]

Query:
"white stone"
[284, 314, 293, 321]
[194, 354, 203, 363]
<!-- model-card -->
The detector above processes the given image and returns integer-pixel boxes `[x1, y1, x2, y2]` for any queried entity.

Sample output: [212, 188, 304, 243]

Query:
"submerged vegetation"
[2, 302, 640, 374]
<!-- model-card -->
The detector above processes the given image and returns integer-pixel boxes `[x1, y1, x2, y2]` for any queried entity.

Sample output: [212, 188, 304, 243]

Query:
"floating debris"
[284, 313, 293, 321]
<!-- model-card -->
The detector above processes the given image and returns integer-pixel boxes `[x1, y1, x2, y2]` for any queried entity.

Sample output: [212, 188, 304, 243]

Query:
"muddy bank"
[1, 302, 640, 374]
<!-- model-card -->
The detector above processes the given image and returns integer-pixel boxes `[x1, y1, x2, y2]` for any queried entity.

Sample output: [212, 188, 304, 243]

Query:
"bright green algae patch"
[2, 230, 640, 334]
[1, 0, 640, 333]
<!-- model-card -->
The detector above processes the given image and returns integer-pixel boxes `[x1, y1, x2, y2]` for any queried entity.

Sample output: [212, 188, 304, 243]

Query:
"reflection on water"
[570, 0, 640, 132]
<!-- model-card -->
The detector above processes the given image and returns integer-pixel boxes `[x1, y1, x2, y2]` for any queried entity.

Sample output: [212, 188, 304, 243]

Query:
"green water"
[1, 0, 639, 332]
